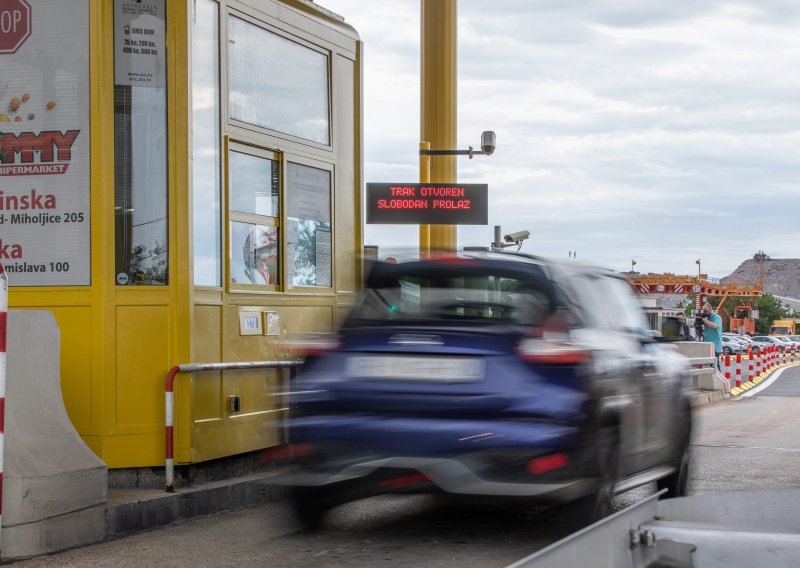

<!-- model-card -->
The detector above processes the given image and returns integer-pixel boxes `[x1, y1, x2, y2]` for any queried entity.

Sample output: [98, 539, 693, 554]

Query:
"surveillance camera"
[504, 230, 530, 242]
[480, 131, 496, 155]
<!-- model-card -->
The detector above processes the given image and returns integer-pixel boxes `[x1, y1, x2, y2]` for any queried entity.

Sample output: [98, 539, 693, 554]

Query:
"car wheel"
[657, 409, 691, 499]
[292, 486, 331, 530]
[567, 426, 619, 528]
[723, 346, 732, 355]
[657, 446, 690, 498]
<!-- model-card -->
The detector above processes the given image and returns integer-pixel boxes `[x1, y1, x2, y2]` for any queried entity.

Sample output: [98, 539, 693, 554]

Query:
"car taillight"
[517, 312, 589, 365]
[527, 452, 570, 475]
[517, 335, 590, 365]
[259, 442, 313, 463]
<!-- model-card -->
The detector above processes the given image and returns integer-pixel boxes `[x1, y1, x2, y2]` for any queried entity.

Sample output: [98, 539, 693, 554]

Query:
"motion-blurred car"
[284, 251, 693, 529]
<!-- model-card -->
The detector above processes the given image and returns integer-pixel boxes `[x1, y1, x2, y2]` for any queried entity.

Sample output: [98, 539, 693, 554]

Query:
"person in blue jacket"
[699, 301, 723, 363]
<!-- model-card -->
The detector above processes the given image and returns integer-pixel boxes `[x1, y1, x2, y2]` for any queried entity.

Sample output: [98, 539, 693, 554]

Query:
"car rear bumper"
[283, 414, 593, 502]
[282, 455, 595, 502]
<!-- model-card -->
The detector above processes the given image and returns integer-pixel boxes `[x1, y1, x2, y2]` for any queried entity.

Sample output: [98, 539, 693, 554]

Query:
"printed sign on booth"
[0, 0, 90, 285]
[0, 0, 31, 54]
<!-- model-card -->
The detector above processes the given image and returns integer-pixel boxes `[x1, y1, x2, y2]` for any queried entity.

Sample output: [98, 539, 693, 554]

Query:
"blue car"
[285, 251, 692, 528]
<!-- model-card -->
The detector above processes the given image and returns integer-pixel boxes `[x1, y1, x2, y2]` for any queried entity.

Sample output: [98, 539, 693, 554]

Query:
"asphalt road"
[688, 364, 800, 495]
[11, 369, 800, 568]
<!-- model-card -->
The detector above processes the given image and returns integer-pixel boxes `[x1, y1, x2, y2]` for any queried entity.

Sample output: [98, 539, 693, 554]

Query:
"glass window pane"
[192, 0, 221, 286]
[114, 0, 168, 286]
[229, 151, 279, 217]
[286, 162, 331, 287]
[346, 269, 552, 326]
[287, 219, 331, 287]
[230, 222, 279, 285]
[228, 16, 330, 145]
[114, 84, 169, 285]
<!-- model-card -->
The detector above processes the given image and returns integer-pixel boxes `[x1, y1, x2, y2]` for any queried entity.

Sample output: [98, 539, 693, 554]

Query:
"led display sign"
[366, 183, 488, 225]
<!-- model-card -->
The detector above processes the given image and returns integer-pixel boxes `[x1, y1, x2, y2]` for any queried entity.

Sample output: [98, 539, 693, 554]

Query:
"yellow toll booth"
[2, 0, 362, 468]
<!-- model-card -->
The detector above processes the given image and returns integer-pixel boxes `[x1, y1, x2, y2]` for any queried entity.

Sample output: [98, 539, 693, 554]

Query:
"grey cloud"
[322, 0, 800, 275]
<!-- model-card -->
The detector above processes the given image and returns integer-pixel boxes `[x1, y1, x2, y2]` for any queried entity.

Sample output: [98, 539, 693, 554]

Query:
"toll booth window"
[230, 222, 279, 285]
[286, 162, 332, 287]
[113, 0, 168, 286]
[228, 149, 280, 287]
[227, 15, 330, 145]
[192, 0, 221, 287]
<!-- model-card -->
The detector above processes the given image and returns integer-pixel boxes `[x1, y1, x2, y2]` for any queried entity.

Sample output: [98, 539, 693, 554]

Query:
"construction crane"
[628, 273, 761, 306]
[626, 272, 763, 333]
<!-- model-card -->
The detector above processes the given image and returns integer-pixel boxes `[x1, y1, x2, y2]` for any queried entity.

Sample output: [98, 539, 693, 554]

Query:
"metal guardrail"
[164, 360, 303, 492]
[509, 489, 800, 568]
[684, 356, 718, 389]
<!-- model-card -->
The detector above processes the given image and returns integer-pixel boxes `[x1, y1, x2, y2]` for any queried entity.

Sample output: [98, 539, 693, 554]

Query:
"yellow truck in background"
[769, 319, 800, 336]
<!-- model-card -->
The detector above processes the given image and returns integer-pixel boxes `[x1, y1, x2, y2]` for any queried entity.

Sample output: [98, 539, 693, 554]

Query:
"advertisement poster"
[114, 0, 166, 88]
[0, 0, 91, 286]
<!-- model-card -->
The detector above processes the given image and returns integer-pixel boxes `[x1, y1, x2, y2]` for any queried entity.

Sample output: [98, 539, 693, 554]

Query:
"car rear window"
[347, 261, 554, 326]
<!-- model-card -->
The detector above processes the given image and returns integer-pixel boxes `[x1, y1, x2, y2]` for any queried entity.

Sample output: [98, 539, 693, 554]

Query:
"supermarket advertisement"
[0, 0, 91, 286]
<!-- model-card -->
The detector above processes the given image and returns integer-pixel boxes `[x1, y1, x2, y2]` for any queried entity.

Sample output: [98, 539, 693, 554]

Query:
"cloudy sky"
[320, 0, 800, 278]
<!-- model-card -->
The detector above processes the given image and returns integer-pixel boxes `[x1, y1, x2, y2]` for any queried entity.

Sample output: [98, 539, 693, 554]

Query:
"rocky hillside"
[721, 258, 800, 299]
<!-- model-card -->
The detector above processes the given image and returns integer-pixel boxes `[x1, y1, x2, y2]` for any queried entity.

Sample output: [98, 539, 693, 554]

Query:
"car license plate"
[346, 356, 484, 382]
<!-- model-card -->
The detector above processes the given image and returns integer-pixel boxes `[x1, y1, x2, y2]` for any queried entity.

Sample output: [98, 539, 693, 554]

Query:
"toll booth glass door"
[192, 0, 221, 287]
[113, 0, 169, 286]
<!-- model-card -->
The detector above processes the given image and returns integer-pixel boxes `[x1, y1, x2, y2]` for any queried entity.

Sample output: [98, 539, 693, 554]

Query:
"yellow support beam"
[421, 0, 457, 252]
[419, 141, 431, 257]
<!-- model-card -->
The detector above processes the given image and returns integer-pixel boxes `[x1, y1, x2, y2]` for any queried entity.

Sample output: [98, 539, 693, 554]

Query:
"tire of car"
[292, 486, 331, 530]
[722, 346, 732, 355]
[658, 447, 690, 498]
[567, 426, 619, 529]
[657, 407, 692, 499]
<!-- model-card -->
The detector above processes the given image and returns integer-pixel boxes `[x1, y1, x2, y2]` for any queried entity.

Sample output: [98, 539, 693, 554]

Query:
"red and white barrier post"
[748, 350, 754, 384]
[724, 355, 731, 384]
[734, 352, 742, 388]
[0, 264, 7, 542]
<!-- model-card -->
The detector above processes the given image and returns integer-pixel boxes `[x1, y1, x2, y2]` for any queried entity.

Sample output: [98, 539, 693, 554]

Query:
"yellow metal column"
[421, 0, 457, 252]
[419, 141, 430, 257]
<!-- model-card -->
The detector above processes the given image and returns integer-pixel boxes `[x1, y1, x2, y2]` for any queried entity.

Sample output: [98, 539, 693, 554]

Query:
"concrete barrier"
[674, 341, 729, 392]
[1, 311, 107, 560]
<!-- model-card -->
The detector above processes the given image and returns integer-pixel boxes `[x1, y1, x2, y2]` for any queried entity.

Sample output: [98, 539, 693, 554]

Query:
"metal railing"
[684, 356, 718, 389]
[164, 360, 303, 492]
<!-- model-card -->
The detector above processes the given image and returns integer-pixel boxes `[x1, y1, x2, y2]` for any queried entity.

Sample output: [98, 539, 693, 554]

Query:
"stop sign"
[0, 0, 31, 55]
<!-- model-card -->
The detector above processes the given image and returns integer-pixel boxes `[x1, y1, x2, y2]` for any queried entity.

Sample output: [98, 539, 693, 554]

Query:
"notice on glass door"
[114, 0, 166, 88]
